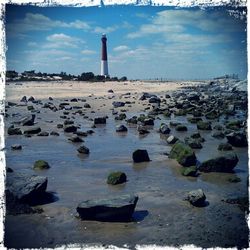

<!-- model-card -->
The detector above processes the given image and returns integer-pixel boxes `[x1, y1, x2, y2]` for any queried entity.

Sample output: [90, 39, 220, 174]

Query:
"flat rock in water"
[11, 144, 22, 150]
[16, 114, 35, 126]
[76, 194, 138, 222]
[6, 172, 48, 203]
[23, 127, 41, 135]
[199, 153, 238, 172]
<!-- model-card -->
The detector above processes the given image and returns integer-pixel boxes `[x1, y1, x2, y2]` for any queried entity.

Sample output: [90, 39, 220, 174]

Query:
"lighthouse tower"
[101, 34, 109, 77]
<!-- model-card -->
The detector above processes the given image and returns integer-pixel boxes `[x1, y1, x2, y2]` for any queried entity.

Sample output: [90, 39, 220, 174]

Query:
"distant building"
[101, 34, 109, 77]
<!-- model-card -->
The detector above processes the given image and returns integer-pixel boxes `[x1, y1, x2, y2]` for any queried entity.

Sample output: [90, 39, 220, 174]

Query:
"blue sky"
[6, 5, 247, 80]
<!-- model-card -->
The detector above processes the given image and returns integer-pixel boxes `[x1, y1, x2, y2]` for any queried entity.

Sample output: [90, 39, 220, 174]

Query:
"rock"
[77, 145, 90, 154]
[49, 97, 53, 100]
[64, 125, 77, 133]
[142, 118, 154, 126]
[68, 135, 83, 142]
[184, 137, 202, 149]
[212, 131, 225, 139]
[107, 172, 127, 185]
[75, 131, 88, 137]
[149, 96, 161, 103]
[24, 127, 41, 135]
[225, 120, 243, 130]
[28, 96, 35, 102]
[170, 121, 181, 127]
[94, 117, 106, 125]
[8, 126, 22, 135]
[205, 110, 220, 120]
[19, 114, 36, 126]
[84, 103, 91, 108]
[163, 110, 171, 117]
[226, 132, 247, 147]
[116, 125, 128, 132]
[166, 135, 179, 144]
[112, 101, 125, 108]
[20, 96, 27, 102]
[70, 98, 78, 102]
[139, 93, 156, 100]
[132, 149, 150, 163]
[33, 160, 50, 170]
[11, 144, 22, 150]
[159, 123, 171, 134]
[37, 131, 49, 136]
[187, 117, 202, 124]
[181, 166, 197, 177]
[108, 89, 114, 93]
[175, 125, 188, 131]
[187, 92, 200, 102]
[50, 131, 59, 136]
[6, 172, 48, 203]
[186, 189, 206, 207]
[27, 105, 34, 111]
[137, 126, 150, 135]
[64, 120, 74, 125]
[169, 142, 197, 167]
[76, 194, 138, 222]
[127, 116, 137, 124]
[197, 121, 212, 130]
[115, 113, 126, 121]
[228, 176, 241, 183]
[165, 94, 171, 98]
[57, 124, 63, 128]
[218, 143, 233, 151]
[7, 167, 13, 173]
[199, 153, 238, 172]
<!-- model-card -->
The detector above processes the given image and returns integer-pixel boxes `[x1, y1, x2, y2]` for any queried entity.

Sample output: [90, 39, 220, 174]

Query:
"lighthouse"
[101, 34, 109, 76]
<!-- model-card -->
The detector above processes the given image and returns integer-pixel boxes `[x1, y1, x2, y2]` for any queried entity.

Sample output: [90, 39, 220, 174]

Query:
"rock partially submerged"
[169, 142, 197, 167]
[7, 126, 22, 135]
[23, 127, 41, 135]
[76, 194, 138, 222]
[94, 117, 106, 125]
[186, 189, 206, 207]
[107, 172, 127, 185]
[6, 172, 48, 203]
[199, 153, 238, 172]
[33, 160, 50, 170]
[226, 132, 247, 147]
[132, 149, 150, 163]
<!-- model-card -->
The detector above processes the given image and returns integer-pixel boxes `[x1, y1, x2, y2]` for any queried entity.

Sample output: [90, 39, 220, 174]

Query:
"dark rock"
[6, 172, 48, 203]
[11, 144, 22, 150]
[7, 167, 13, 173]
[27, 105, 34, 111]
[149, 96, 161, 103]
[107, 172, 127, 185]
[84, 103, 91, 108]
[137, 125, 150, 135]
[197, 121, 212, 130]
[169, 142, 197, 167]
[108, 89, 114, 93]
[181, 166, 197, 177]
[50, 131, 59, 136]
[116, 125, 128, 132]
[174, 109, 186, 116]
[187, 93, 200, 102]
[24, 127, 41, 135]
[226, 132, 247, 147]
[57, 124, 63, 128]
[112, 101, 125, 108]
[115, 113, 126, 121]
[228, 176, 241, 183]
[94, 117, 106, 125]
[184, 137, 202, 149]
[186, 189, 206, 207]
[68, 135, 84, 143]
[175, 125, 188, 131]
[20, 96, 27, 102]
[76, 194, 138, 222]
[28, 96, 35, 102]
[142, 118, 154, 126]
[64, 120, 74, 125]
[127, 116, 137, 124]
[33, 160, 50, 170]
[187, 117, 202, 124]
[212, 131, 225, 139]
[77, 145, 90, 154]
[199, 153, 238, 172]
[8, 126, 22, 135]
[159, 123, 171, 134]
[205, 110, 220, 120]
[218, 143, 233, 151]
[70, 98, 78, 102]
[225, 120, 243, 130]
[170, 121, 181, 127]
[37, 131, 49, 136]
[132, 149, 150, 163]
[18, 114, 36, 126]
[64, 125, 77, 133]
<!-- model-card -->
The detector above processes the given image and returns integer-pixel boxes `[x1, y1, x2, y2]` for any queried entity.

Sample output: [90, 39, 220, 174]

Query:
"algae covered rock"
[133, 149, 150, 163]
[107, 172, 127, 185]
[169, 142, 197, 167]
[218, 143, 233, 151]
[33, 160, 50, 170]
[8, 126, 22, 135]
[199, 153, 238, 172]
[197, 121, 212, 130]
[181, 166, 197, 177]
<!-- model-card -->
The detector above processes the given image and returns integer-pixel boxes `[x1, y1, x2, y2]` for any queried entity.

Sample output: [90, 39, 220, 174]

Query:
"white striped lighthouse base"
[101, 60, 109, 76]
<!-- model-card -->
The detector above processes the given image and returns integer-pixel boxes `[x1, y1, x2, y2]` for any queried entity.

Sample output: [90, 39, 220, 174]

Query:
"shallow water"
[4, 89, 249, 248]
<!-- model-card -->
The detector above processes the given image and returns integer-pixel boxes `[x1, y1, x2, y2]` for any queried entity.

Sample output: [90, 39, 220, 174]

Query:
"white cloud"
[81, 49, 96, 55]
[27, 42, 38, 47]
[113, 45, 129, 52]
[44, 33, 84, 49]
[93, 25, 118, 34]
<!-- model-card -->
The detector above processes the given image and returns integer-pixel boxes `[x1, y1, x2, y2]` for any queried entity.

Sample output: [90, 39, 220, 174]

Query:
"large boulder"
[199, 153, 238, 172]
[132, 149, 150, 163]
[226, 132, 247, 147]
[107, 172, 127, 185]
[186, 189, 206, 207]
[23, 127, 41, 135]
[169, 142, 197, 167]
[76, 194, 138, 222]
[218, 143, 233, 151]
[6, 172, 48, 203]
[64, 125, 77, 133]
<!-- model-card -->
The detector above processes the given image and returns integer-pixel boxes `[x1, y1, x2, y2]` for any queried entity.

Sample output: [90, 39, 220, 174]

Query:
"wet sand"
[3, 80, 249, 248]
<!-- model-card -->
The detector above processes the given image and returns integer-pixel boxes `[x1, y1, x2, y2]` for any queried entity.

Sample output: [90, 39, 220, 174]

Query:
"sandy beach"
[3, 79, 248, 248]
